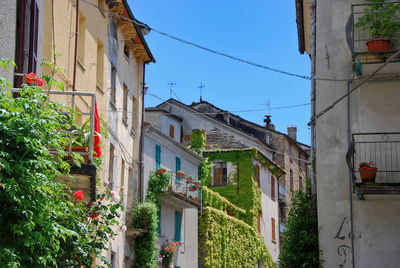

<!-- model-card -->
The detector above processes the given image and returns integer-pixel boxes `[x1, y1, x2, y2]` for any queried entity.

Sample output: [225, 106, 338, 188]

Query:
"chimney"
[287, 125, 297, 141]
[264, 115, 275, 130]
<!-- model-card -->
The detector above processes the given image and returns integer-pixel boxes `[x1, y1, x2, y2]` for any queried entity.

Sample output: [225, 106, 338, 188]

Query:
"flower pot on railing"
[366, 38, 391, 52]
[359, 162, 377, 182]
[64, 146, 89, 163]
[157, 168, 166, 175]
[177, 170, 185, 179]
[186, 176, 193, 183]
[194, 181, 200, 187]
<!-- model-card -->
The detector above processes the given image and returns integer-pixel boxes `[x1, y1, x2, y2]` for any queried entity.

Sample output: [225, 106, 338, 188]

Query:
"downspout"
[72, 0, 79, 91]
[310, 0, 317, 201]
[347, 81, 355, 268]
[138, 61, 149, 202]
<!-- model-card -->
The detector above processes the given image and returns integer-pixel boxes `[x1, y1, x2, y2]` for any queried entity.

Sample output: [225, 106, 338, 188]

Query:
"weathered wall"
[315, 0, 400, 267]
[0, 0, 16, 82]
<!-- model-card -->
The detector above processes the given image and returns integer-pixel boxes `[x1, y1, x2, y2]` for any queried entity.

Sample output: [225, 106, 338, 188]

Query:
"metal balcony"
[347, 132, 400, 199]
[162, 172, 201, 208]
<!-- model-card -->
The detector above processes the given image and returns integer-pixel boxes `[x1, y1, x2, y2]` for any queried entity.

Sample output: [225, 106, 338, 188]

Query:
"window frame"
[213, 162, 228, 187]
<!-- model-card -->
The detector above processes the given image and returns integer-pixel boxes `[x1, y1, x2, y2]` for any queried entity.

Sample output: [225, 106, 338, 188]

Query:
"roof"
[145, 108, 183, 122]
[189, 100, 310, 157]
[205, 128, 248, 150]
[296, 0, 306, 54]
[122, 0, 155, 63]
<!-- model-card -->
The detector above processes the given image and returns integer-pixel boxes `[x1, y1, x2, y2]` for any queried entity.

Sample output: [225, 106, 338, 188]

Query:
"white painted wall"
[315, 1, 400, 267]
[160, 114, 182, 143]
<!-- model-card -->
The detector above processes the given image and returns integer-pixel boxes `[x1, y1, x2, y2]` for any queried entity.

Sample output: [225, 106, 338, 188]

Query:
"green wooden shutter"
[175, 156, 181, 182]
[174, 210, 182, 242]
[157, 209, 161, 234]
[156, 144, 161, 169]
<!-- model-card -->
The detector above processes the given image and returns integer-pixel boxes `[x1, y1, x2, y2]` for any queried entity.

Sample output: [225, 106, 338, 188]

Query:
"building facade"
[297, 0, 400, 267]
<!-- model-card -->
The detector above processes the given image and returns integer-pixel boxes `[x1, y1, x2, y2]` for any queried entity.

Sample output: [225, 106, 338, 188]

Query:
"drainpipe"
[138, 61, 149, 202]
[72, 0, 79, 91]
[310, 0, 317, 201]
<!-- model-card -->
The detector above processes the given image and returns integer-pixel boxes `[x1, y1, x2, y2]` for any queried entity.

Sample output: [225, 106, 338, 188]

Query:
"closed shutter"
[214, 163, 223, 186]
[256, 164, 260, 187]
[175, 156, 181, 182]
[271, 218, 276, 242]
[174, 210, 182, 242]
[155, 144, 161, 169]
[29, 0, 39, 73]
[169, 125, 174, 138]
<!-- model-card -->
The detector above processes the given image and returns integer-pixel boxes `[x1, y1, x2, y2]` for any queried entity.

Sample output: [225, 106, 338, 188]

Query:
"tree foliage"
[279, 179, 321, 268]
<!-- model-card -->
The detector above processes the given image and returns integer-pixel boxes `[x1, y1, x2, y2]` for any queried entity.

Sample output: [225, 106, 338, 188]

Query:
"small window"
[108, 144, 115, 190]
[290, 169, 293, 192]
[180, 126, 184, 143]
[299, 176, 303, 191]
[120, 159, 125, 189]
[131, 96, 137, 135]
[289, 143, 293, 163]
[271, 217, 276, 243]
[213, 162, 227, 186]
[169, 124, 175, 138]
[174, 210, 182, 242]
[271, 176, 276, 201]
[124, 42, 130, 59]
[110, 64, 117, 108]
[155, 145, 161, 169]
[122, 84, 128, 124]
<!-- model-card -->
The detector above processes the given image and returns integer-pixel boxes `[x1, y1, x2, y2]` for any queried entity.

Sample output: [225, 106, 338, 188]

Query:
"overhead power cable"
[310, 49, 400, 123]
[79, 0, 353, 82]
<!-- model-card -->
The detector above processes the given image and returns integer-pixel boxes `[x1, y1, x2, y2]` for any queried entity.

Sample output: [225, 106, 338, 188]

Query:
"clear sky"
[129, 0, 311, 145]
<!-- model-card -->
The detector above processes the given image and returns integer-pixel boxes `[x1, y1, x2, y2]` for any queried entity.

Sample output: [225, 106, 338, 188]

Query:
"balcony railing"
[351, 2, 400, 62]
[167, 173, 201, 205]
[347, 132, 400, 198]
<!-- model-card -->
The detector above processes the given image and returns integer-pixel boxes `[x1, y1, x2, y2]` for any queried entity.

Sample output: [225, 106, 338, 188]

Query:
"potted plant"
[359, 161, 378, 182]
[159, 241, 180, 268]
[176, 170, 185, 179]
[355, 0, 400, 52]
[167, 184, 173, 191]
[186, 176, 193, 183]
[157, 168, 167, 175]
[194, 181, 200, 187]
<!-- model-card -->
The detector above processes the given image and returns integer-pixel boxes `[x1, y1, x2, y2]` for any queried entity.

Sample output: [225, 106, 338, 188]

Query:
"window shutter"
[155, 144, 161, 169]
[214, 163, 223, 186]
[29, 0, 39, 73]
[169, 125, 175, 138]
[174, 210, 182, 242]
[256, 164, 260, 187]
[175, 156, 181, 182]
[157, 209, 161, 234]
[271, 176, 275, 201]
[271, 218, 276, 242]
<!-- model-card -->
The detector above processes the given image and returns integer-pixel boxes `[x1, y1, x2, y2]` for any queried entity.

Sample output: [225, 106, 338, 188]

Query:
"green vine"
[190, 129, 206, 150]
[146, 170, 171, 208]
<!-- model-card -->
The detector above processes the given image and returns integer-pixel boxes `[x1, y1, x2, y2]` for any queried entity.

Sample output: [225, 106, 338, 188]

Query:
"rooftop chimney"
[287, 125, 297, 141]
[264, 115, 275, 130]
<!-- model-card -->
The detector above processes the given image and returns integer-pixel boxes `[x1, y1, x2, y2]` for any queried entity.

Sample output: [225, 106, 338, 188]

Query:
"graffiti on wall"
[334, 217, 352, 268]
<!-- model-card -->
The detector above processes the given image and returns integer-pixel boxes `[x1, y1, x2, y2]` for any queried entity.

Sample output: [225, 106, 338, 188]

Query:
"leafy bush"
[279, 179, 321, 267]
[146, 170, 171, 208]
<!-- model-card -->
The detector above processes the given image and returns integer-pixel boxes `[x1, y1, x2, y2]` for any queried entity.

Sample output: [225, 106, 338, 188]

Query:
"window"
[110, 64, 116, 108]
[110, 251, 116, 268]
[175, 156, 181, 182]
[213, 162, 227, 186]
[108, 144, 115, 190]
[255, 164, 260, 188]
[271, 218, 276, 243]
[120, 159, 125, 189]
[169, 124, 175, 138]
[123, 41, 130, 59]
[289, 143, 293, 163]
[14, 0, 39, 88]
[180, 126, 183, 143]
[122, 84, 128, 124]
[290, 169, 293, 192]
[78, 13, 86, 64]
[96, 40, 104, 92]
[257, 212, 261, 233]
[124, 256, 130, 268]
[174, 210, 182, 242]
[271, 176, 275, 201]
[155, 144, 161, 169]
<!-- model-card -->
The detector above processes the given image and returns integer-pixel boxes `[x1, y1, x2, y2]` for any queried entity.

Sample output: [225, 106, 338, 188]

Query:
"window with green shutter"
[174, 210, 182, 242]
[175, 156, 181, 182]
[157, 209, 161, 234]
[155, 144, 161, 169]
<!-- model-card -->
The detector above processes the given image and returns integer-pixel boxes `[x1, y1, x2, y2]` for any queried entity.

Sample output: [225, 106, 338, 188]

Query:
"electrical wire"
[79, 0, 353, 82]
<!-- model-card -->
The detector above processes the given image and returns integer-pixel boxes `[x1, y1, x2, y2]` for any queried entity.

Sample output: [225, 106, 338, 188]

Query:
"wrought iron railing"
[351, 2, 400, 60]
[168, 172, 201, 203]
[347, 132, 400, 183]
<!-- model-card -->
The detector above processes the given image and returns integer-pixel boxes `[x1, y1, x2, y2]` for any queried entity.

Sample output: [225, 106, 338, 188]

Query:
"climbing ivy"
[190, 129, 206, 150]
[146, 170, 171, 208]
[199, 207, 274, 268]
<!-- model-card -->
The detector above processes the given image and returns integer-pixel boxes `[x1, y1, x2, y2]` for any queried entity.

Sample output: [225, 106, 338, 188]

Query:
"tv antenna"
[168, 82, 176, 99]
[198, 82, 205, 102]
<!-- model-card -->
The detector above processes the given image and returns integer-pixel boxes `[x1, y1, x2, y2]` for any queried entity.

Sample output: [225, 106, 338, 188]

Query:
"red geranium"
[74, 189, 84, 200]
[90, 213, 100, 219]
[26, 72, 38, 85]
[157, 168, 166, 175]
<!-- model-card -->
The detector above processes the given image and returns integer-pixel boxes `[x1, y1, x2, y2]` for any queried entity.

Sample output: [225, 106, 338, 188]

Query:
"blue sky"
[129, 0, 311, 144]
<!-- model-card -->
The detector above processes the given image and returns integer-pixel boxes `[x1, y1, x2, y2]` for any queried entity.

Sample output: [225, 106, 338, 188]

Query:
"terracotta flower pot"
[194, 182, 200, 187]
[366, 38, 391, 52]
[177, 172, 185, 178]
[186, 178, 193, 183]
[359, 166, 377, 182]
[64, 146, 89, 163]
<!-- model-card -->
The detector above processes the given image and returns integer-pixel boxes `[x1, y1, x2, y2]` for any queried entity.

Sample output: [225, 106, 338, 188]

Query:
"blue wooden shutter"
[175, 156, 181, 182]
[155, 144, 161, 169]
[174, 210, 182, 242]
[157, 209, 161, 234]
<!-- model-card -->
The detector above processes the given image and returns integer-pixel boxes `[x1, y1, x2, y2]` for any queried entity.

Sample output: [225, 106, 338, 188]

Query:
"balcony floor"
[355, 182, 400, 200]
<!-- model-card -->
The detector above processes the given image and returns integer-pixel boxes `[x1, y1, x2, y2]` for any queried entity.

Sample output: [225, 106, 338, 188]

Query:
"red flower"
[157, 168, 166, 175]
[165, 246, 169, 252]
[36, 78, 44, 87]
[26, 72, 38, 85]
[74, 189, 84, 200]
[90, 213, 100, 219]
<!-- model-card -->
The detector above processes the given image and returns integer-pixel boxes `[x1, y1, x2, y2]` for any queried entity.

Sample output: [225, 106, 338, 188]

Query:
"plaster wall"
[257, 161, 280, 262]
[315, 0, 400, 267]
[160, 114, 182, 142]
